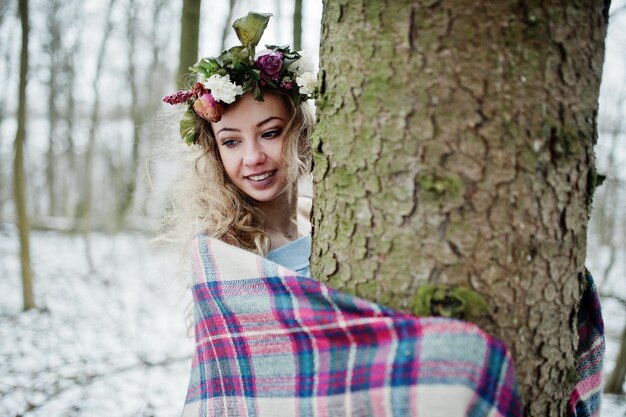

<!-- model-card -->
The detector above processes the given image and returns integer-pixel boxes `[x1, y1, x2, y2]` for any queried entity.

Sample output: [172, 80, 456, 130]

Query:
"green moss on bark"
[417, 172, 464, 197]
[410, 284, 490, 321]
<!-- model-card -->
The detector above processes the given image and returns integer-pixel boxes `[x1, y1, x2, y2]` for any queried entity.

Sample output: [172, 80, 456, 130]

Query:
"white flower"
[288, 52, 315, 76]
[296, 71, 317, 95]
[202, 74, 243, 104]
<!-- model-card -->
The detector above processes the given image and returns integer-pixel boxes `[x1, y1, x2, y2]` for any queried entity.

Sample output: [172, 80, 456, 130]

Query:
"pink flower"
[255, 50, 284, 80]
[280, 80, 293, 90]
[192, 85, 224, 123]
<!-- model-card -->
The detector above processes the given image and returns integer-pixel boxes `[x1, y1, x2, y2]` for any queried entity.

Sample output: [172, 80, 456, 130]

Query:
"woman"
[176, 86, 315, 274]
[206, 90, 314, 274]
[164, 12, 315, 272]
[166, 12, 524, 417]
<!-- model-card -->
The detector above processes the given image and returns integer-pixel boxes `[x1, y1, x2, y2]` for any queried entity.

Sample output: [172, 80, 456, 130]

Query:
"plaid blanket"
[182, 234, 523, 416]
[569, 272, 605, 417]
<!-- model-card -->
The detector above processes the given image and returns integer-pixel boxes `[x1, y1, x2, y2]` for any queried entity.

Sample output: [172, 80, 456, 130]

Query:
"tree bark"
[14, 0, 35, 311]
[177, 0, 201, 90]
[312, 1, 607, 415]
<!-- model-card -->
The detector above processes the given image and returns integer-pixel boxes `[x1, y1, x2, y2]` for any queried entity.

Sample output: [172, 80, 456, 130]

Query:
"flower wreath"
[163, 12, 317, 144]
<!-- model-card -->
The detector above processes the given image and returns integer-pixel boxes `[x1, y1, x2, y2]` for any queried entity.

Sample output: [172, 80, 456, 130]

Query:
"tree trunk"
[0, 8, 17, 221]
[274, 0, 282, 42]
[312, 1, 608, 415]
[14, 0, 35, 311]
[59, 0, 81, 220]
[45, 0, 62, 217]
[177, 0, 201, 90]
[292, 0, 303, 51]
[76, 0, 116, 269]
[116, 0, 140, 228]
[138, 0, 170, 218]
[62, 47, 78, 219]
[220, 0, 237, 52]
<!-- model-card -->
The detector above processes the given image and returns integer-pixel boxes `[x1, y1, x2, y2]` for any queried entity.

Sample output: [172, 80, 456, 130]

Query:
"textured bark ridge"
[311, 1, 607, 415]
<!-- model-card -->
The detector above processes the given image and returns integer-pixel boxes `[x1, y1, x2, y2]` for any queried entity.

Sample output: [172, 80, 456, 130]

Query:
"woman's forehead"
[213, 93, 289, 130]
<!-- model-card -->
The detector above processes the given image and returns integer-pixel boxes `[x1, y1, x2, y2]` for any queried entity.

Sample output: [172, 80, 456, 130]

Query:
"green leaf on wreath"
[232, 12, 272, 49]
[191, 58, 221, 78]
[180, 109, 197, 144]
[253, 85, 264, 101]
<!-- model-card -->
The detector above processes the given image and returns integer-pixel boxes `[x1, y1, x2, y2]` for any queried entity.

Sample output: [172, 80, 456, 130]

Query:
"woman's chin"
[242, 178, 291, 204]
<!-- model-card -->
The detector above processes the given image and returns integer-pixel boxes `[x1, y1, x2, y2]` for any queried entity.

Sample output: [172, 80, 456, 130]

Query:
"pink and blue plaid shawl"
[182, 234, 523, 416]
[569, 272, 605, 417]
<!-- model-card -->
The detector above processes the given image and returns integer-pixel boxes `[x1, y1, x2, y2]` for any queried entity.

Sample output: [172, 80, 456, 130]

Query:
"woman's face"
[211, 92, 291, 203]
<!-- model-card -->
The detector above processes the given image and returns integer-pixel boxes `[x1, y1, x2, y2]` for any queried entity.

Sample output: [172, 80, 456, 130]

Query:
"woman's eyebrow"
[216, 127, 240, 135]
[216, 116, 285, 135]
[256, 116, 285, 127]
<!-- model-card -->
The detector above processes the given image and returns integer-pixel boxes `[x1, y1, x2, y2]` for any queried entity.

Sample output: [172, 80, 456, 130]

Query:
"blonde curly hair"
[172, 90, 315, 255]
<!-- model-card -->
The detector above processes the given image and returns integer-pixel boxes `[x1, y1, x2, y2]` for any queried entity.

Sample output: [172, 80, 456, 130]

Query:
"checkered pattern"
[182, 234, 523, 417]
[569, 272, 605, 417]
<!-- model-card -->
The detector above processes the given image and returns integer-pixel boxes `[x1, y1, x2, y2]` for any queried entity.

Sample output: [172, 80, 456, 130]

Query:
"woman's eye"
[222, 139, 239, 148]
[262, 129, 283, 139]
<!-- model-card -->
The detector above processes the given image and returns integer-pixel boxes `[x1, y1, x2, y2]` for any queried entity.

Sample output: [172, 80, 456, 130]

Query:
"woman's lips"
[245, 170, 277, 188]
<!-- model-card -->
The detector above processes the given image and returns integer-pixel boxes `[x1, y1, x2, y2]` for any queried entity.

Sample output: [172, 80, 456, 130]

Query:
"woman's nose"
[243, 140, 266, 166]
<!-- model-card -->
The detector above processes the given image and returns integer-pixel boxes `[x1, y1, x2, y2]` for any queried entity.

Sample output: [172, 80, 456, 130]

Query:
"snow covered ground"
[0, 226, 624, 416]
[0, 227, 193, 416]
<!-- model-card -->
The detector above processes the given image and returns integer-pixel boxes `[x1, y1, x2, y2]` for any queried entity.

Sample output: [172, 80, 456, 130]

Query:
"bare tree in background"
[145, 0, 172, 101]
[139, 0, 174, 217]
[115, 0, 141, 228]
[45, 0, 62, 217]
[117, 0, 172, 225]
[593, 95, 624, 287]
[595, 126, 626, 396]
[292, 0, 302, 51]
[177, 0, 201, 89]
[59, 1, 81, 220]
[76, 0, 117, 269]
[0, 1, 9, 23]
[605, 320, 626, 394]
[0, 3, 17, 220]
[593, 4, 626, 394]
[14, 0, 35, 310]
[594, 139, 626, 395]
[220, 0, 238, 51]
[273, 0, 282, 42]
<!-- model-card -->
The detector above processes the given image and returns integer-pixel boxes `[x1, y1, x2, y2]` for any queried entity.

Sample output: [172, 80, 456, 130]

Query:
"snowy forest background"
[1, 0, 625, 415]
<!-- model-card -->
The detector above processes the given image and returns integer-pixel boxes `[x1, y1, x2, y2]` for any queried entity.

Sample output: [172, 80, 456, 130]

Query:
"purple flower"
[255, 50, 284, 80]
[163, 89, 195, 105]
[280, 80, 293, 90]
[192, 87, 224, 123]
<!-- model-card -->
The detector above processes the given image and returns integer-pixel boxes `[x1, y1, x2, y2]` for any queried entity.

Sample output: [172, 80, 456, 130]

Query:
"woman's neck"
[258, 186, 299, 249]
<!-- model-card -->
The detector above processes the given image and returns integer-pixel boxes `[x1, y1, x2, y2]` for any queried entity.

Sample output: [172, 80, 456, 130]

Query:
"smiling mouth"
[246, 170, 276, 182]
